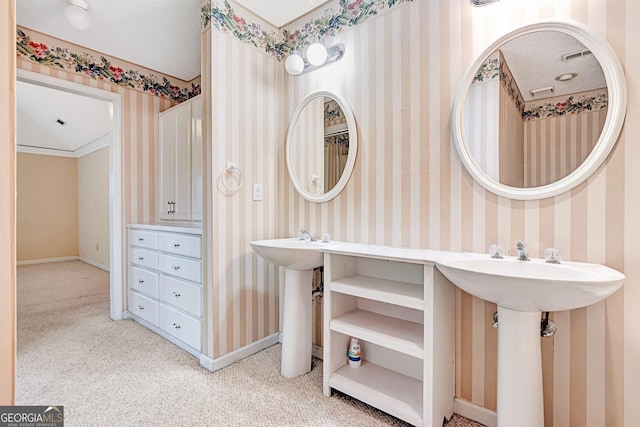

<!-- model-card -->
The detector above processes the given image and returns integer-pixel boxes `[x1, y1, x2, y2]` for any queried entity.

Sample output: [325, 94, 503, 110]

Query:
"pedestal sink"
[250, 238, 341, 378]
[435, 254, 624, 427]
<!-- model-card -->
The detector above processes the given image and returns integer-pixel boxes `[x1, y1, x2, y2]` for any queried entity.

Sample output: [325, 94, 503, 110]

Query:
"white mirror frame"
[451, 20, 627, 200]
[286, 89, 358, 203]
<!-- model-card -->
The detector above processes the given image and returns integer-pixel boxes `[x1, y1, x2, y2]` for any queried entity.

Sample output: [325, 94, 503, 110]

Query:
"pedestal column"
[497, 306, 544, 427]
[280, 268, 314, 378]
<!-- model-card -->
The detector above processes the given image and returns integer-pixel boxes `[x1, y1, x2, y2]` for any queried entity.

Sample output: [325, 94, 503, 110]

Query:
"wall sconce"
[65, 0, 92, 31]
[285, 43, 345, 76]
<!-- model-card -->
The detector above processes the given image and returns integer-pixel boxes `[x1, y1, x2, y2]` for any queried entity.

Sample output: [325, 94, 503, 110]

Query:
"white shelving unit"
[323, 244, 456, 427]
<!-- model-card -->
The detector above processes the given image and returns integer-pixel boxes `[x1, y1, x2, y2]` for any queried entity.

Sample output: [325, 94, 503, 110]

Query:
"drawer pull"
[138, 279, 144, 284]
[172, 292, 181, 297]
[172, 265, 181, 270]
[172, 323, 181, 329]
[138, 237, 144, 241]
[137, 305, 144, 310]
[138, 257, 144, 261]
[174, 243, 181, 248]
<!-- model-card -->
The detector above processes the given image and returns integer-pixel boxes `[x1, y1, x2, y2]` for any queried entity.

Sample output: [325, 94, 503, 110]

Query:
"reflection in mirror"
[289, 97, 349, 195]
[452, 21, 626, 200]
[464, 30, 607, 188]
[286, 90, 357, 203]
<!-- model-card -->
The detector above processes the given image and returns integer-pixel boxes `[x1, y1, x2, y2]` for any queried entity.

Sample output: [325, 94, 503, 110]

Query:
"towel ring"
[221, 162, 243, 193]
[308, 174, 323, 195]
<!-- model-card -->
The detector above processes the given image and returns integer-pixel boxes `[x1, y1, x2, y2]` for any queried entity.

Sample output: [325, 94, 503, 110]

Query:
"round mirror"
[451, 20, 626, 200]
[286, 90, 358, 203]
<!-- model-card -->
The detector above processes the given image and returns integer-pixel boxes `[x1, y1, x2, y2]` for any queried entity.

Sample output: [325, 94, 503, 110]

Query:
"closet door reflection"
[323, 98, 349, 192]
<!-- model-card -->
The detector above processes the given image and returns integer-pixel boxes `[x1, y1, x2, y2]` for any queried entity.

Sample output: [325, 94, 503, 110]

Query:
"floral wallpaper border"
[473, 52, 608, 121]
[499, 51, 525, 113]
[16, 28, 200, 102]
[472, 53, 499, 85]
[201, 0, 414, 61]
[522, 91, 608, 121]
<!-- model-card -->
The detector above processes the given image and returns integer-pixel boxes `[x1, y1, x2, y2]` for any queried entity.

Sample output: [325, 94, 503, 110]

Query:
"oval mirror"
[286, 90, 358, 203]
[451, 20, 626, 200]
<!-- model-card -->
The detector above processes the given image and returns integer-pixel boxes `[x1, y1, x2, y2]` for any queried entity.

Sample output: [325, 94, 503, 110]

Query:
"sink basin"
[250, 238, 339, 271]
[436, 254, 624, 427]
[435, 255, 624, 312]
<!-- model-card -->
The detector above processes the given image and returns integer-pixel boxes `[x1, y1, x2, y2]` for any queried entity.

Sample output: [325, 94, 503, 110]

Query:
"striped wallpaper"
[0, 0, 16, 405]
[524, 105, 606, 188]
[203, 26, 282, 359]
[277, 0, 633, 426]
[8, 0, 640, 424]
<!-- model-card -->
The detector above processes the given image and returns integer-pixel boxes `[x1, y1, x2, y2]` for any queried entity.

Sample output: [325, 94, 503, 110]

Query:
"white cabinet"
[323, 244, 456, 427]
[158, 95, 202, 221]
[127, 225, 203, 357]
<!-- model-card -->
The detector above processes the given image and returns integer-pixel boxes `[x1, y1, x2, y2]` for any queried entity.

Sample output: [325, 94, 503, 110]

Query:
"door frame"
[16, 68, 124, 320]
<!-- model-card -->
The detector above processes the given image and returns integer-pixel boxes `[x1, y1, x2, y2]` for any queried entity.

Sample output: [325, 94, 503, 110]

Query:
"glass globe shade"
[285, 53, 305, 75]
[65, 3, 91, 31]
[307, 43, 327, 66]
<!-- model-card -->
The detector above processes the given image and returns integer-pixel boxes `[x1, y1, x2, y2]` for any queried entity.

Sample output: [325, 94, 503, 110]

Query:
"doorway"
[16, 69, 123, 319]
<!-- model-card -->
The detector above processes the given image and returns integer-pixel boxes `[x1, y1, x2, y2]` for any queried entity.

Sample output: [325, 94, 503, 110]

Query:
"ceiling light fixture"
[65, 0, 92, 31]
[555, 72, 578, 82]
[470, 0, 501, 6]
[530, 86, 555, 97]
[285, 43, 345, 76]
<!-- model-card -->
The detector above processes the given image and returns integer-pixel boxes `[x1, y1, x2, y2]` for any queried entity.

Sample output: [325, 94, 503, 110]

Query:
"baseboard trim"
[199, 354, 214, 371]
[17, 256, 78, 265]
[79, 257, 110, 272]
[453, 397, 497, 427]
[210, 333, 280, 372]
[312, 344, 323, 360]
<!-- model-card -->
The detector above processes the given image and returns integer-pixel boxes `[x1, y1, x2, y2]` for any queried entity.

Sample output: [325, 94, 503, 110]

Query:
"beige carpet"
[16, 260, 485, 427]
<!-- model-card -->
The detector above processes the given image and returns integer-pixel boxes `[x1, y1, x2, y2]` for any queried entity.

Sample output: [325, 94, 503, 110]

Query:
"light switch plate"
[253, 183, 263, 201]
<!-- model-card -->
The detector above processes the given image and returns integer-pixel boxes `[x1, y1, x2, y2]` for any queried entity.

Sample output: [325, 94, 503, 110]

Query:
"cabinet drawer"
[159, 275, 201, 317]
[159, 233, 201, 258]
[129, 247, 158, 270]
[128, 229, 158, 250]
[159, 303, 201, 350]
[158, 254, 201, 283]
[129, 291, 158, 326]
[128, 266, 159, 298]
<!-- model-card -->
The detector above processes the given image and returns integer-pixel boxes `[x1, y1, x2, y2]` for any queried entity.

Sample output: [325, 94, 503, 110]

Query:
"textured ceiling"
[17, 81, 112, 155]
[233, 0, 331, 27]
[500, 31, 606, 102]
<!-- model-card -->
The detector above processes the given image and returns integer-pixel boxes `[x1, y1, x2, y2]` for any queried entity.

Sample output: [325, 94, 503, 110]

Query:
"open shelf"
[330, 309, 424, 359]
[329, 361, 423, 426]
[331, 274, 424, 310]
[323, 246, 455, 426]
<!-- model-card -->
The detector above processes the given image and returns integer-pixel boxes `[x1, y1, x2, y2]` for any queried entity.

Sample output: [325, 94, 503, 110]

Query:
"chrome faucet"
[516, 241, 530, 261]
[298, 229, 317, 242]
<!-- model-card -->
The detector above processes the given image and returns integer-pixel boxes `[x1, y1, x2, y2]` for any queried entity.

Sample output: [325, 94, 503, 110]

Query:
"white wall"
[78, 146, 109, 270]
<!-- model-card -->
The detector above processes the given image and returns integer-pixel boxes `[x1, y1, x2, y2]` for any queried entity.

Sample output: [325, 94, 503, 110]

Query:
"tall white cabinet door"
[158, 101, 192, 221]
[172, 102, 192, 220]
[190, 96, 203, 221]
[158, 110, 176, 220]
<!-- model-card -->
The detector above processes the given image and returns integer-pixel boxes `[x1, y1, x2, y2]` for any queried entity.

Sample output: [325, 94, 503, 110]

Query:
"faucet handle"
[544, 248, 561, 264]
[489, 244, 503, 259]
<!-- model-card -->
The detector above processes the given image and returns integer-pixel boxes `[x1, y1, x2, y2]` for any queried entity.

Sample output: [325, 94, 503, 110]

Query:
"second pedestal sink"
[435, 254, 624, 427]
[250, 238, 341, 378]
